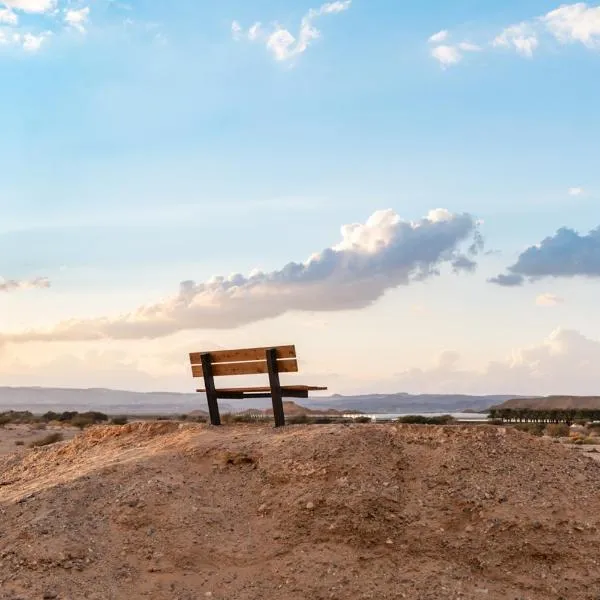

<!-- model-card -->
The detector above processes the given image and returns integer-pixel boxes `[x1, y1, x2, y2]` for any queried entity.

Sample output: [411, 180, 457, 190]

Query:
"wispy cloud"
[536, 293, 565, 306]
[0, 208, 482, 343]
[232, 0, 351, 62]
[492, 22, 539, 57]
[428, 30, 448, 44]
[0, 277, 50, 293]
[2, 0, 56, 13]
[430, 2, 600, 67]
[64, 6, 90, 34]
[568, 186, 585, 196]
[428, 29, 482, 67]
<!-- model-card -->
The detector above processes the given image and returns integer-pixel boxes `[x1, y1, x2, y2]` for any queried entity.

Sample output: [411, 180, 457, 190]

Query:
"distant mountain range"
[0, 387, 525, 415]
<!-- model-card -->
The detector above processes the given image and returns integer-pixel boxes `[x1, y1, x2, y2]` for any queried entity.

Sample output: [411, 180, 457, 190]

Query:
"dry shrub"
[545, 423, 570, 438]
[29, 432, 64, 448]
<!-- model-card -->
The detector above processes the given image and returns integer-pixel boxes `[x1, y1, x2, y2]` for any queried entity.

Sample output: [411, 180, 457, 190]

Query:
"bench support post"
[266, 348, 285, 428]
[201, 353, 221, 426]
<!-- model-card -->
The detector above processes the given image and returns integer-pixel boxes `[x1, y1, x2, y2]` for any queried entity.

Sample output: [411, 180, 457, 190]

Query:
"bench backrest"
[189, 345, 298, 378]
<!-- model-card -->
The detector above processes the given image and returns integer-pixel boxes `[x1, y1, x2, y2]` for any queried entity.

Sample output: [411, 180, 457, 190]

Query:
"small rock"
[306, 502, 315, 510]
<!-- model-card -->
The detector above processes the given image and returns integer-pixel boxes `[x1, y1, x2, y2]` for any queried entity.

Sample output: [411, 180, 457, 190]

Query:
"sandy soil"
[1, 422, 600, 600]
[0, 424, 80, 457]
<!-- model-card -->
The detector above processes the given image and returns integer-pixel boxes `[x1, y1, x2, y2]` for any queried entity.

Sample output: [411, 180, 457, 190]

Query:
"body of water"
[346, 412, 490, 422]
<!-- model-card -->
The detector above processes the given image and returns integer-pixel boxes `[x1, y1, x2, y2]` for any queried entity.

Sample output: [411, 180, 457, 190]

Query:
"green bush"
[110, 416, 128, 426]
[354, 416, 372, 424]
[29, 433, 64, 448]
[397, 415, 456, 425]
[545, 423, 570, 438]
[14, 440, 25, 446]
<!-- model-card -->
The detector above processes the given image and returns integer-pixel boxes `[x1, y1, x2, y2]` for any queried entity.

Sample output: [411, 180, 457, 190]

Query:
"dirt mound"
[1, 423, 600, 600]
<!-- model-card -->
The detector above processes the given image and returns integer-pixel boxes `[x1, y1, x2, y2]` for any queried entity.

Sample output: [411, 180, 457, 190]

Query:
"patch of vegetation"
[110, 416, 129, 426]
[514, 422, 545, 436]
[0, 411, 38, 425]
[396, 415, 456, 425]
[29, 433, 64, 448]
[545, 423, 570, 438]
[287, 415, 310, 425]
[354, 416, 372, 424]
[14, 440, 25, 446]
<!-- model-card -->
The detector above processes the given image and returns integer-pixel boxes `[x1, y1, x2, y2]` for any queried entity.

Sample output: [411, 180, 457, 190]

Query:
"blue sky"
[1, 0, 600, 395]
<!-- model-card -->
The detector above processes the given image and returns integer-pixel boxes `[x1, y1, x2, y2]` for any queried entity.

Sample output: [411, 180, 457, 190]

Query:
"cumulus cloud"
[0, 8, 18, 24]
[64, 6, 90, 34]
[491, 225, 600, 285]
[391, 328, 600, 396]
[543, 2, 600, 47]
[536, 293, 564, 306]
[0, 277, 50, 292]
[232, 0, 351, 62]
[0, 208, 482, 343]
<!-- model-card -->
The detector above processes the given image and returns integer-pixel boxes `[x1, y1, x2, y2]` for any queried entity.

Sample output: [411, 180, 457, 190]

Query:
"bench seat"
[196, 385, 327, 399]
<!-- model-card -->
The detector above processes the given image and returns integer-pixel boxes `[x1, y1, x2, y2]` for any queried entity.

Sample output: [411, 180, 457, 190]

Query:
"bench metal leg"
[266, 348, 285, 427]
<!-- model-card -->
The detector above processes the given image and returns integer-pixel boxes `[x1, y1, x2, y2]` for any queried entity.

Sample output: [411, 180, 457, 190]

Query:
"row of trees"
[489, 407, 600, 425]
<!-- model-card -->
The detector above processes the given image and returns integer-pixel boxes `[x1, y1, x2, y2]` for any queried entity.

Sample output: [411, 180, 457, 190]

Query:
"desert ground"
[1, 422, 600, 600]
[0, 423, 80, 457]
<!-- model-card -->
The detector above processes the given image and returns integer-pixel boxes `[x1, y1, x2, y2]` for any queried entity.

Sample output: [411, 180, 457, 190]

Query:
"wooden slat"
[196, 385, 328, 393]
[189, 345, 296, 365]
[192, 359, 298, 378]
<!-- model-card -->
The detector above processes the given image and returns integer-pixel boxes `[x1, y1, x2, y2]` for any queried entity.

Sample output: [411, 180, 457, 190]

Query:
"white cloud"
[21, 31, 51, 51]
[1, 0, 55, 13]
[0, 208, 482, 343]
[392, 328, 600, 396]
[65, 6, 90, 34]
[233, 0, 351, 62]
[568, 186, 585, 196]
[0, 8, 18, 24]
[536, 293, 564, 307]
[543, 2, 600, 47]
[433, 2, 600, 66]
[430, 40, 481, 67]
[429, 30, 448, 44]
[431, 44, 462, 67]
[493, 22, 539, 57]
[0, 276, 50, 292]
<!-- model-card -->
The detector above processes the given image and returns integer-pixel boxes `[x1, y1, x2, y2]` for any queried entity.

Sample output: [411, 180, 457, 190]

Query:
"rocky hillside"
[493, 396, 600, 410]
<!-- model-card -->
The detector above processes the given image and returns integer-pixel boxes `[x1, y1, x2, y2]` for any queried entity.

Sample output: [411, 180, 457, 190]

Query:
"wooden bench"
[189, 345, 327, 427]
